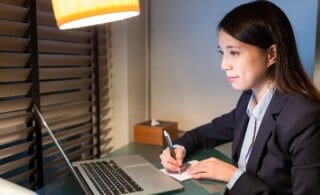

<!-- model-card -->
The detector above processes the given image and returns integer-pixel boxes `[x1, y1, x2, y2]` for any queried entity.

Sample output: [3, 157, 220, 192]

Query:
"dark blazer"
[174, 90, 320, 195]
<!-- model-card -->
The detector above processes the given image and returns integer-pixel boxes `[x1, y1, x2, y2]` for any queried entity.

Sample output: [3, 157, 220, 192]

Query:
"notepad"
[160, 160, 199, 181]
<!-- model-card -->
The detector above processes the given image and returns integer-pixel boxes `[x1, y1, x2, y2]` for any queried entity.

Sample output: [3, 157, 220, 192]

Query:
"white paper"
[0, 178, 37, 195]
[160, 160, 199, 181]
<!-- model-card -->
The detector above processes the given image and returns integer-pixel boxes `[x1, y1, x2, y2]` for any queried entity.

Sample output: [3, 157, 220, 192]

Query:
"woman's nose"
[220, 56, 232, 71]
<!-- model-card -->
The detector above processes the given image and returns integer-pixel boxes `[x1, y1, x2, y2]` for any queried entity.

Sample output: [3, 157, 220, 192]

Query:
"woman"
[159, 1, 320, 194]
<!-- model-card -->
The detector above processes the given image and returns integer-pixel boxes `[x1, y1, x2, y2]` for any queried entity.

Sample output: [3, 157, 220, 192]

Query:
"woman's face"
[218, 29, 275, 97]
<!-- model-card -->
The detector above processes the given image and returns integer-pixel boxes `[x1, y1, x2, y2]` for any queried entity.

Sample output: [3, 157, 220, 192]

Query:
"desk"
[37, 142, 231, 195]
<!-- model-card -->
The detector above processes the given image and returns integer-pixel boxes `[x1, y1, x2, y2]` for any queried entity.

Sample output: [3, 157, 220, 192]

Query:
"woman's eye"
[218, 50, 224, 55]
[230, 51, 239, 56]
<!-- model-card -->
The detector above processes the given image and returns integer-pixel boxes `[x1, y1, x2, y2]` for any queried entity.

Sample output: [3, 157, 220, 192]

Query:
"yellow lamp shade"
[51, 0, 140, 30]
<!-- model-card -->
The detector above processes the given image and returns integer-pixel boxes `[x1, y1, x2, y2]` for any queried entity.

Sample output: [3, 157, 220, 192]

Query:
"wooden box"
[134, 120, 178, 146]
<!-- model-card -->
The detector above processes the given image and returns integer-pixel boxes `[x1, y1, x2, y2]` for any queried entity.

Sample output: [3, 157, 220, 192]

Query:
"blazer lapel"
[232, 114, 249, 163]
[231, 91, 251, 163]
[246, 91, 286, 172]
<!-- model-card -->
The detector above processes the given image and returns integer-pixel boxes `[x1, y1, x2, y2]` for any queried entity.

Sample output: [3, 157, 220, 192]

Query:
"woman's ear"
[267, 44, 277, 67]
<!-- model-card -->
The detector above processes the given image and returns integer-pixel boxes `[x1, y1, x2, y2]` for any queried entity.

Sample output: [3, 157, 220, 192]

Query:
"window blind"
[0, 0, 37, 189]
[0, 0, 111, 190]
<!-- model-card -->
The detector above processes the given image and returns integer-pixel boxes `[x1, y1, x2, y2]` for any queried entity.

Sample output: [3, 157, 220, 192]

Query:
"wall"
[108, 0, 147, 149]
[315, 1, 320, 89]
[149, 0, 318, 131]
[270, 0, 318, 78]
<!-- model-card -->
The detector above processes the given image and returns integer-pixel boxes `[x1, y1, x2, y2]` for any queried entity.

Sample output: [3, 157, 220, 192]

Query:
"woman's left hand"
[186, 157, 237, 182]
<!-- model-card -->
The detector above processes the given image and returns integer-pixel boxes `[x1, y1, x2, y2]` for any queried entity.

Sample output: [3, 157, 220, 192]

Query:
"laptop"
[33, 105, 183, 195]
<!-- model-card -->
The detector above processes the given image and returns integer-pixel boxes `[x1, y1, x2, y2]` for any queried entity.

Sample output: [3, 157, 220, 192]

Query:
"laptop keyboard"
[81, 160, 144, 195]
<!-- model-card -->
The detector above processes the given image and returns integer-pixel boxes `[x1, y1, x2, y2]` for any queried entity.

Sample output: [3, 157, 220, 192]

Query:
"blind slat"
[0, 69, 30, 82]
[38, 40, 91, 54]
[0, 19, 28, 36]
[41, 91, 91, 106]
[0, 3, 27, 21]
[0, 141, 34, 159]
[43, 135, 93, 158]
[38, 54, 91, 66]
[36, 10, 56, 27]
[0, 127, 32, 145]
[0, 98, 31, 113]
[40, 79, 91, 93]
[39, 67, 92, 80]
[36, 0, 51, 12]
[100, 76, 109, 87]
[0, 83, 31, 98]
[0, 155, 34, 175]
[43, 115, 92, 132]
[43, 101, 91, 117]
[100, 87, 110, 98]
[37, 25, 91, 43]
[0, 113, 32, 130]
[0, 0, 24, 6]
[0, 53, 29, 67]
[42, 123, 91, 145]
[0, 36, 28, 52]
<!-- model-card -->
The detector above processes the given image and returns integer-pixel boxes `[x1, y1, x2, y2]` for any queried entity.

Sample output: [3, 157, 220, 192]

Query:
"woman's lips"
[227, 76, 238, 83]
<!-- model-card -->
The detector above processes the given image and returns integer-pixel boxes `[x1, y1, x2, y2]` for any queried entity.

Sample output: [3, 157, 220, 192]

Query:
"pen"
[163, 130, 181, 173]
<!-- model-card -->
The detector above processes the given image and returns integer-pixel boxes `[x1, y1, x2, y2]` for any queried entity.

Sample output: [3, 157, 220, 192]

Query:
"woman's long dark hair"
[218, 1, 320, 101]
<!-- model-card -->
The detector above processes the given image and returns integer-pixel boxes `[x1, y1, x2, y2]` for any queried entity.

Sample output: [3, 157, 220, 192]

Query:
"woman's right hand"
[159, 147, 185, 173]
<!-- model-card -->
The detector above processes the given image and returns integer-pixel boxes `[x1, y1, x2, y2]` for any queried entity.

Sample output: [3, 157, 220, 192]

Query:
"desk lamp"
[51, 0, 140, 30]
